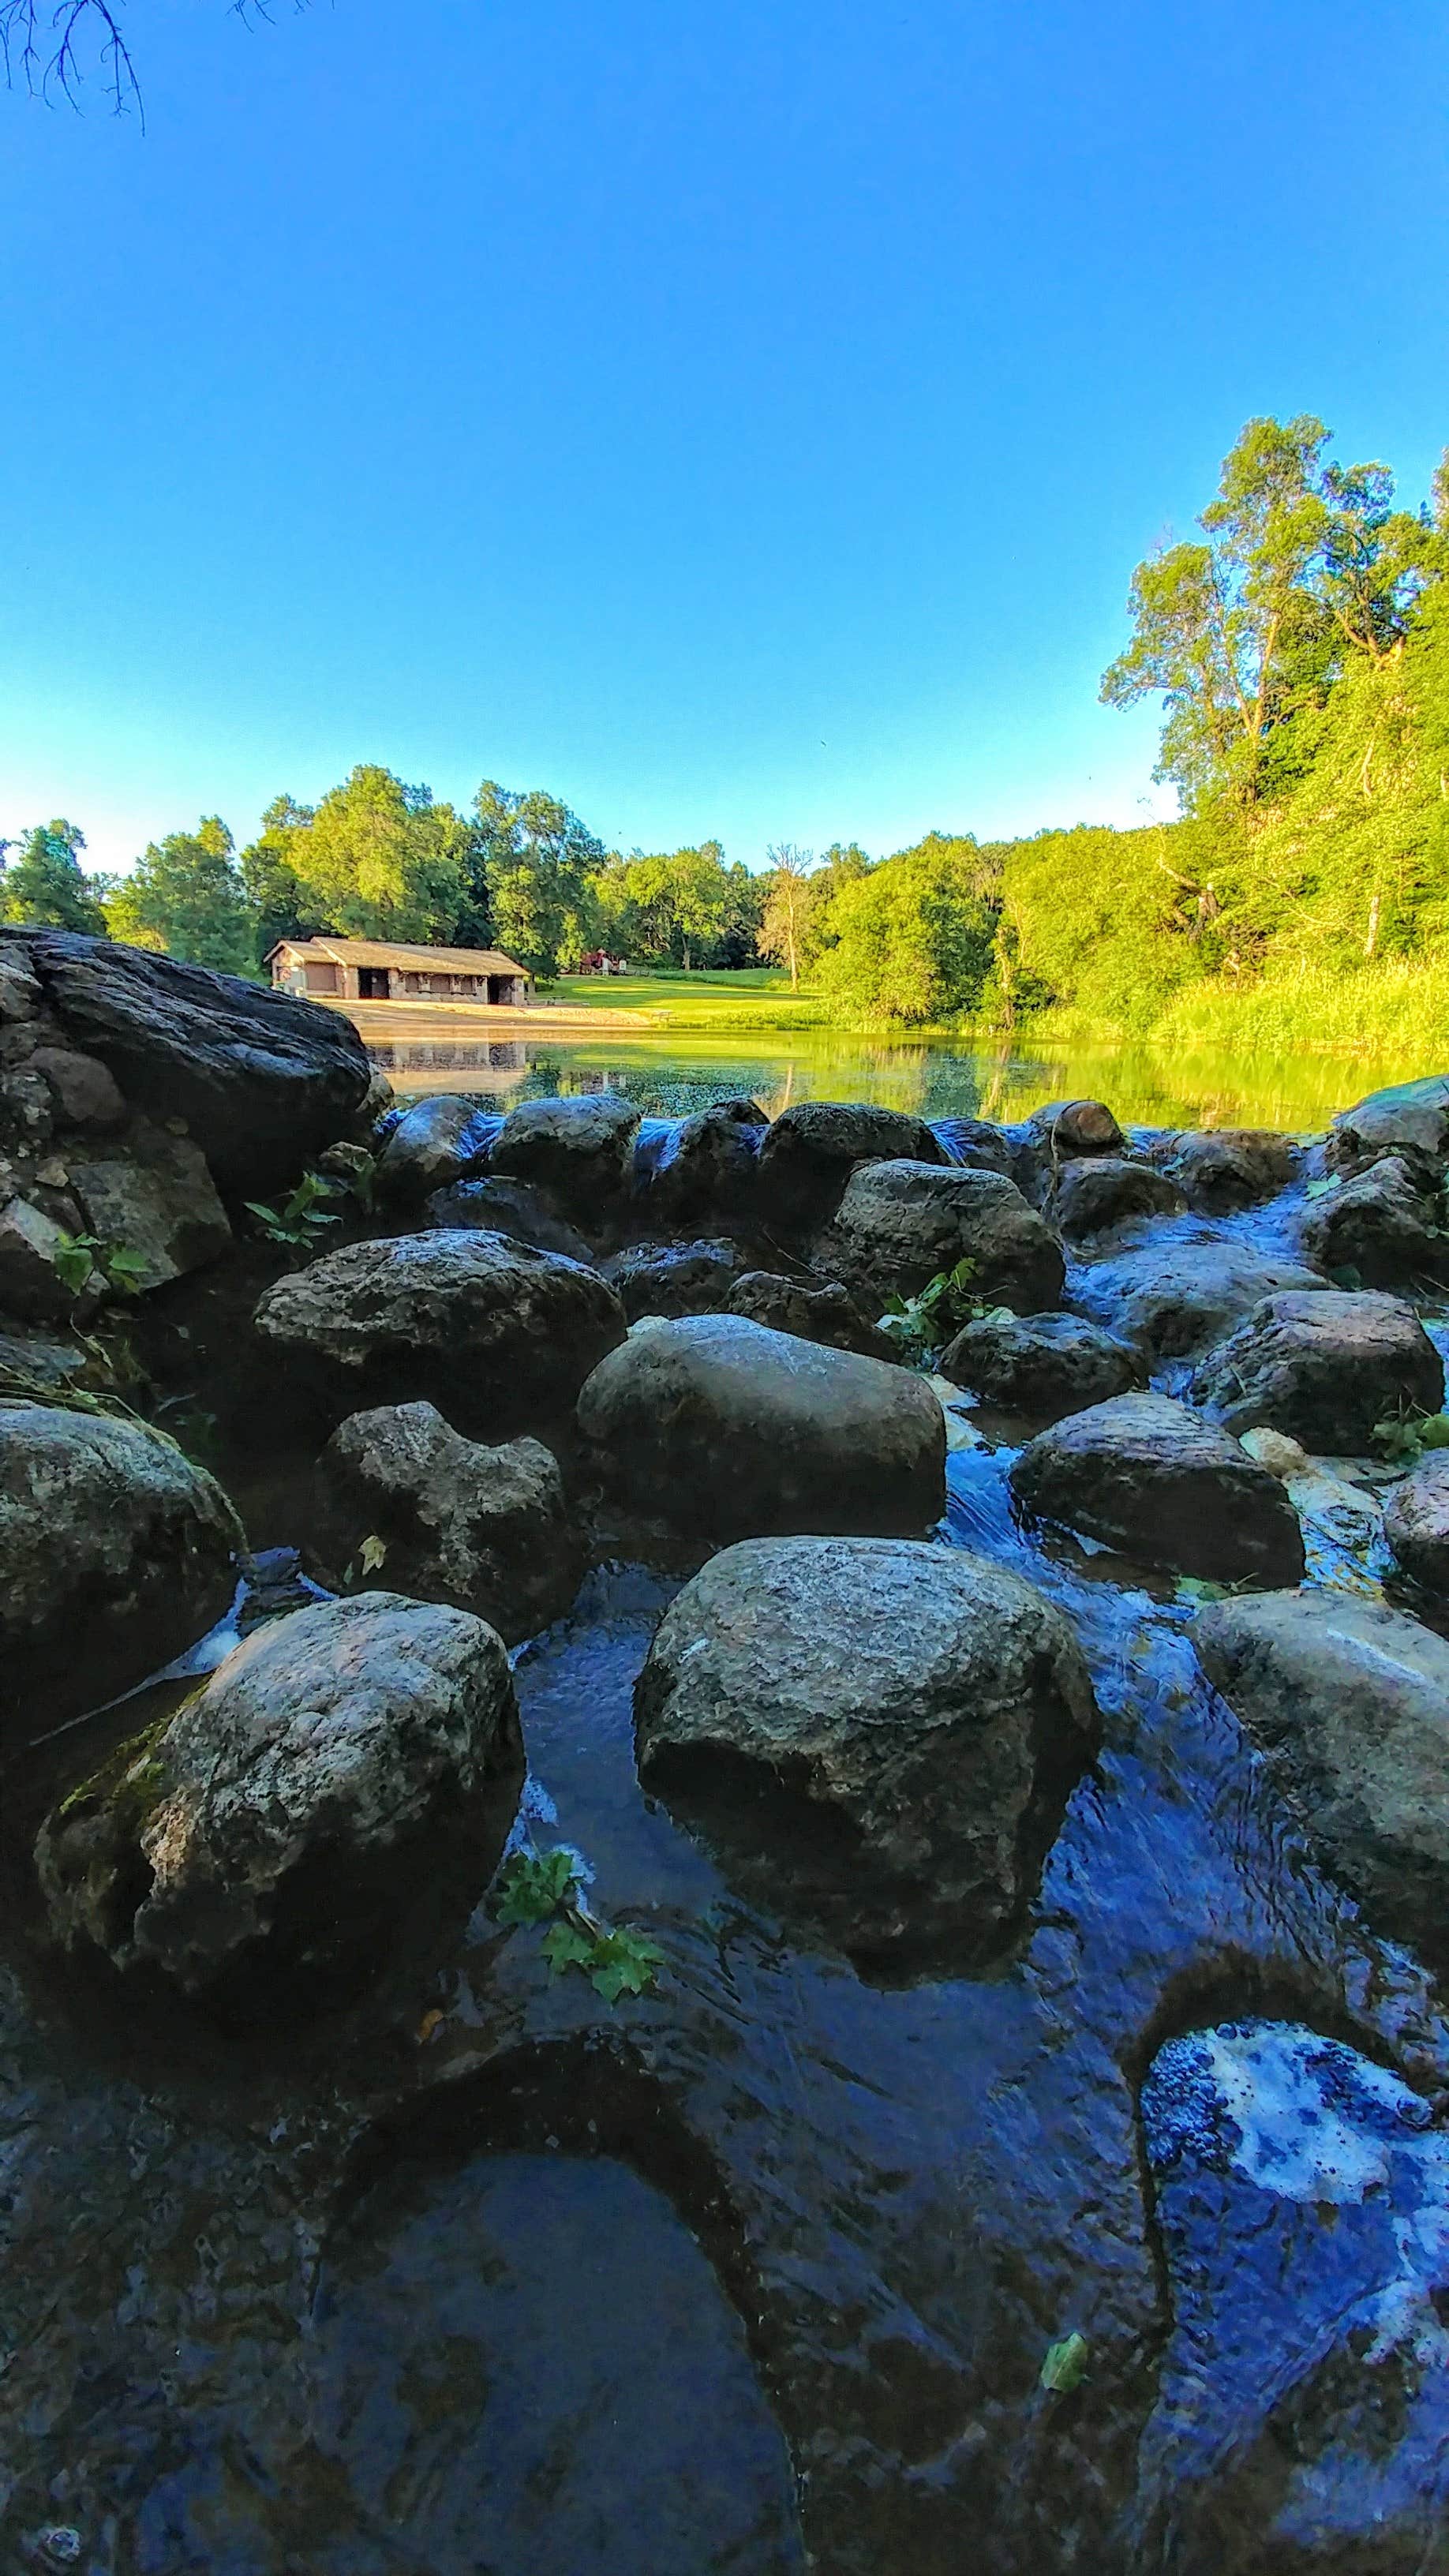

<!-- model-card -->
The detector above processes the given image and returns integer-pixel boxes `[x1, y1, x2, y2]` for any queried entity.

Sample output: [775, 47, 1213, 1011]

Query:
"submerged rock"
[726, 1268, 897, 1359]
[1049, 1155, 1186, 1239]
[1196, 1589, 1449, 1977]
[1327, 1071, 1449, 1171]
[1011, 1391, 1305, 1583]
[313, 1401, 585, 1643]
[937, 1310, 1142, 1421]
[1383, 1450, 1449, 1601]
[1301, 1151, 1449, 1288]
[603, 1237, 743, 1320]
[1190, 1288, 1443, 1455]
[634, 1535, 1098, 1966]
[489, 1092, 641, 1219]
[1152, 1127, 1297, 1214]
[35, 1591, 522, 2002]
[422, 1174, 595, 1265]
[755, 1101, 946, 1234]
[374, 1095, 494, 1208]
[1072, 1240, 1327, 1363]
[253, 1231, 627, 1437]
[576, 1312, 945, 1541]
[820, 1159, 1065, 1313]
[0, 1402, 242, 1722]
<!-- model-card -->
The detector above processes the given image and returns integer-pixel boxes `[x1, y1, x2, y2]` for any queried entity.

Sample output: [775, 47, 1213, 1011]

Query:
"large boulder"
[253, 1231, 627, 1437]
[576, 1312, 945, 1542]
[1, 1402, 242, 1722]
[1327, 1073, 1449, 1173]
[930, 1117, 1014, 1176]
[35, 1592, 523, 2002]
[1152, 1128, 1297, 1214]
[634, 1536, 1099, 1966]
[603, 1237, 743, 1320]
[1195, 1589, 1449, 1976]
[726, 1269, 897, 1361]
[8, 929, 371, 1195]
[374, 1095, 495, 1208]
[938, 1310, 1143, 1421]
[489, 1092, 641, 1219]
[1049, 1156, 1186, 1240]
[1300, 1152, 1449, 1289]
[313, 1402, 583, 1644]
[1071, 1240, 1328, 1363]
[421, 1174, 595, 1265]
[61, 1118, 232, 1292]
[1010, 1391, 1305, 1584]
[819, 1159, 1065, 1314]
[755, 1102, 948, 1234]
[646, 1103, 766, 1227]
[1383, 1451, 1449, 1601]
[1190, 1289, 1443, 1454]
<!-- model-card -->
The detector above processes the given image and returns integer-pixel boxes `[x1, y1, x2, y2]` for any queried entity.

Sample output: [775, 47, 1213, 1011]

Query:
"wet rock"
[1196, 1589, 1449, 1975]
[1029, 1097, 1124, 1157]
[66, 1118, 232, 1293]
[1072, 1240, 1327, 1363]
[634, 1535, 1099, 1965]
[375, 1095, 494, 1208]
[422, 1174, 595, 1265]
[930, 1116, 1015, 1174]
[1191, 1288, 1443, 1455]
[576, 1312, 945, 1541]
[35, 1591, 522, 2002]
[820, 1159, 1065, 1314]
[603, 1237, 743, 1320]
[313, 1402, 584, 1644]
[756, 1101, 948, 1234]
[646, 1103, 765, 1226]
[1049, 1155, 1187, 1239]
[0, 1192, 74, 1321]
[726, 1269, 897, 1360]
[489, 1092, 642, 1218]
[0, 1401, 242, 1721]
[1152, 1127, 1297, 1214]
[253, 1231, 627, 1438]
[1327, 1071, 1449, 1172]
[1383, 1451, 1449, 1600]
[10, 929, 371, 1194]
[1301, 1151, 1449, 1288]
[1011, 1391, 1305, 1583]
[937, 1310, 1142, 1421]
[27, 1046, 128, 1132]
[0, 1331, 88, 1392]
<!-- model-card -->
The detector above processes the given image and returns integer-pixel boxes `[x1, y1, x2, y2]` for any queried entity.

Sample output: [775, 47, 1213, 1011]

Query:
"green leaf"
[1176, 1575, 1228, 1604]
[53, 1232, 101, 1297]
[494, 1844, 584, 1926]
[1040, 2331, 1090, 2393]
[1305, 1174, 1342, 1200]
[541, 1919, 597, 1977]
[358, 1533, 388, 1574]
[99, 1248, 148, 1295]
[586, 1929, 665, 2001]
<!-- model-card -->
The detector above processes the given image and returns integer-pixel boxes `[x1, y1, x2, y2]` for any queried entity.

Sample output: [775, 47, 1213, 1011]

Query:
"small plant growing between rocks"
[54, 1231, 148, 1301]
[878, 1258, 1012, 1361]
[492, 1841, 665, 2002]
[244, 1169, 349, 1252]
[1372, 1403, 1449, 1466]
[1039, 2331, 1090, 2393]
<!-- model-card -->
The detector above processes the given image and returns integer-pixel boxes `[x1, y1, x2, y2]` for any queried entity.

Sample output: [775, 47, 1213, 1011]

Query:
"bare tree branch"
[1, 0, 312, 123]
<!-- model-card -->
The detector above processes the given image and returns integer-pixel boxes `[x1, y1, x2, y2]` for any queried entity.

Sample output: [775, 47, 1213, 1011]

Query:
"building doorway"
[357, 967, 391, 999]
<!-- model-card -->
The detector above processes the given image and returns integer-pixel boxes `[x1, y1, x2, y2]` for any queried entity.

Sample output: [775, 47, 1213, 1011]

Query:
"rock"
[755, 1102, 948, 1234]
[1071, 1240, 1328, 1363]
[316, 1138, 376, 1188]
[374, 1095, 494, 1208]
[0, 1331, 88, 1392]
[1190, 1289, 1443, 1455]
[422, 1174, 596, 1265]
[1049, 1156, 1187, 1238]
[937, 1311, 1143, 1421]
[0, 1402, 242, 1721]
[35, 1591, 523, 2001]
[313, 1402, 584, 1644]
[0, 1065, 54, 1152]
[0, 1193, 74, 1322]
[634, 1536, 1099, 1966]
[1383, 1451, 1449, 1600]
[647, 1104, 764, 1226]
[1301, 1152, 1449, 1288]
[726, 1269, 897, 1360]
[603, 1238, 743, 1320]
[1029, 1098, 1124, 1157]
[27, 1046, 128, 1132]
[820, 1159, 1065, 1314]
[1153, 1127, 1297, 1214]
[576, 1312, 945, 1542]
[1327, 1072, 1449, 1172]
[66, 1118, 233, 1292]
[489, 1092, 642, 1218]
[1195, 1589, 1449, 1976]
[10, 929, 372, 1195]
[254, 1232, 627, 1438]
[1010, 1391, 1305, 1583]
[0, 948, 40, 1023]
[930, 1117, 1015, 1175]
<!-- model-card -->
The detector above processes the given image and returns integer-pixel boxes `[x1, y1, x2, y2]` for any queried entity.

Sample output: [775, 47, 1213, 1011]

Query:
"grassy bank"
[544, 968, 829, 1031]
[998, 958, 1449, 1070]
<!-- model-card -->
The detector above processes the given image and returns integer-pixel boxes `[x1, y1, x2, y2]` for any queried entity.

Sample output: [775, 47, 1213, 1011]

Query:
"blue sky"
[3, 0, 1446, 876]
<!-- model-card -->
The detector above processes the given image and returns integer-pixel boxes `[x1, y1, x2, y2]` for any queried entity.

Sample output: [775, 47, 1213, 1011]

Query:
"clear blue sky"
[3, 0, 1447, 876]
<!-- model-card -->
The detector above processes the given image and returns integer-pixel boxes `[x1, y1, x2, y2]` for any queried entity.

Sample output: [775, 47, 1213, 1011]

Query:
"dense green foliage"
[1, 819, 109, 934]
[107, 815, 256, 974]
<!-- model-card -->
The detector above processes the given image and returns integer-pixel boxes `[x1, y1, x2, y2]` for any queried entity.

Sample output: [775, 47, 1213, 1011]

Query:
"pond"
[361, 1015, 1424, 1131]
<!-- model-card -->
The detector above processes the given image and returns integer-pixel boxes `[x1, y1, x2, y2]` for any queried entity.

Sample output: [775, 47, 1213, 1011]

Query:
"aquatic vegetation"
[492, 1841, 663, 2002]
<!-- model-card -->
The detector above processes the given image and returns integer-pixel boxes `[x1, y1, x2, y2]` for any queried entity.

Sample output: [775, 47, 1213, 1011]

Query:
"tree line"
[6, 415, 1447, 1035]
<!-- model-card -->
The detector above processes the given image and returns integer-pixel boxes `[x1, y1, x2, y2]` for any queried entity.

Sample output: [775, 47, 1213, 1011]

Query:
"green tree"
[758, 844, 817, 988]
[239, 794, 322, 966]
[107, 815, 257, 975]
[1, 818, 109, 934]
[820, 832, 996, 1024]
[474, 781, 605, 976]
[252, 765, 477, 946]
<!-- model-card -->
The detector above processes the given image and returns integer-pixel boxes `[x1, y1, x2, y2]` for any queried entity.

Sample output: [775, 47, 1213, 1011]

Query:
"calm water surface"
[364, 1017, 1426, 1130]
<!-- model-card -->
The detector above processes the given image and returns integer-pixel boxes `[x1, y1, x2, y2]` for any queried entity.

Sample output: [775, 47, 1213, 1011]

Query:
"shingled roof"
[268, 935, 529, 977]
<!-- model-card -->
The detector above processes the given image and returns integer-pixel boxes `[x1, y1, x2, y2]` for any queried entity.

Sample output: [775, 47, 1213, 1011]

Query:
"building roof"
[269, 935, 529, 977]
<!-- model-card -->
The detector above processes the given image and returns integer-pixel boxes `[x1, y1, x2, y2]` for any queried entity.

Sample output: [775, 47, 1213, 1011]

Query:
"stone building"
[268, 937, 532, 1008]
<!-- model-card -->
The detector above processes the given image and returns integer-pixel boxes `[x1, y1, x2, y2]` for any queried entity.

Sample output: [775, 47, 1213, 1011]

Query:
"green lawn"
[541, 968, 830, 1030]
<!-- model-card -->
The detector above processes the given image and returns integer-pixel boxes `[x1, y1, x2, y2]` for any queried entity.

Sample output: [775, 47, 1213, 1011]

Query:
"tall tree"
[1, 818, 109, 934]
[107, 815, 256, 974]
[473, 781, 605, 977]
[758, 844, 817, 989]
